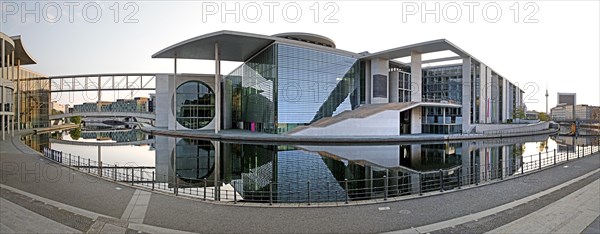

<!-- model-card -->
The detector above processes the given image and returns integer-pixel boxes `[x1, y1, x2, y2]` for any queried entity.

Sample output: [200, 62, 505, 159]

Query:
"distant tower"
[545, 87, 549, 114]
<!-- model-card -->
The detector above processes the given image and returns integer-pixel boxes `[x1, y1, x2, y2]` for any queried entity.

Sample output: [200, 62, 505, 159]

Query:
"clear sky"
[2, 0, 599, 112]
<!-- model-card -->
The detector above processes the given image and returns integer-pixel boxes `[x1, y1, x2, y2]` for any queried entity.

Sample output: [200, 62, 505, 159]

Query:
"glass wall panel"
[175, 81, 215, 129]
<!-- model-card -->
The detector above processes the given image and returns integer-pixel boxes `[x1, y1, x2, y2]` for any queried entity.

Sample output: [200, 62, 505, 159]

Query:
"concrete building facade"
[1, 32, 50, 140]
[152, 31, 525, 135]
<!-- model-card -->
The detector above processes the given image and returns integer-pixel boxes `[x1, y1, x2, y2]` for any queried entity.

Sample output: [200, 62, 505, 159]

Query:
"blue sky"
[2, 1, 599, 112]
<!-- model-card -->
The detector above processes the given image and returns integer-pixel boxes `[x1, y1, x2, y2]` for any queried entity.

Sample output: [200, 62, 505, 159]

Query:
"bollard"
[439, 170, 444, 192]
[538, 152, 542, 170]
[307, 180, 311, 206]
[152, 171, 155, 191]
[384, 175, 388, 201]
[233, 181, 237, 204]
[269, 181, 273, 205]
[554, 149, 556, 165]
[344, 179, 349, 204]
[203, 178, 207, 201]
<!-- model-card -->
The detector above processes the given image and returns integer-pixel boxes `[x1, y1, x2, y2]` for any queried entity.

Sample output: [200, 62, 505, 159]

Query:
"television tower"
[545, 86, 549, 114]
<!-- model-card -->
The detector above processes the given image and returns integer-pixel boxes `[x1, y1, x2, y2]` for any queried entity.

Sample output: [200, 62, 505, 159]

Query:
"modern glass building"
[1, 32, 50, 140]
[153, 31, 525, 136]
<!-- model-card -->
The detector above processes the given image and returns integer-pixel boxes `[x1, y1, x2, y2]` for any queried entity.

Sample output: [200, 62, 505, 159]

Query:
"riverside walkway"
[1, 128, 598, 233]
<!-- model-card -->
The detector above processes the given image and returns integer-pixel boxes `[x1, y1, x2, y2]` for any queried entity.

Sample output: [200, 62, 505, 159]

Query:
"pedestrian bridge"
[50, 112, 155, 120]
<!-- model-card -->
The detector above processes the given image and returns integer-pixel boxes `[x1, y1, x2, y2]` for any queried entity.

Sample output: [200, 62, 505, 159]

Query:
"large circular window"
[176, 81, 215, 129]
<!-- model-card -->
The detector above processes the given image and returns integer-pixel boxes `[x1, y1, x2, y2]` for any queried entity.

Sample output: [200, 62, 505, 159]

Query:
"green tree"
[513, 107, 526, 119]
[538, 112, 550, 121]
[69, 116, 82, 125]
[69, 128, 81, 140]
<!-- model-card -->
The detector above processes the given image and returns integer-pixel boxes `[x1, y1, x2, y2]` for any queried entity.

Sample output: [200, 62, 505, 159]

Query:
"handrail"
[40, 138, 600, 205]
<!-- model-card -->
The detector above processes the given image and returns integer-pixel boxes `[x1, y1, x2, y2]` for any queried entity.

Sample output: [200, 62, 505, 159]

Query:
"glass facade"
[226, 43, 360, 134]
[470, 64, 481, 123]
[398, 71, 411, 102]
[175, 81, 215, 129]
[18, 69, 50, 129]
[422, 65, 462, 104]
[422, 107, 462, 134]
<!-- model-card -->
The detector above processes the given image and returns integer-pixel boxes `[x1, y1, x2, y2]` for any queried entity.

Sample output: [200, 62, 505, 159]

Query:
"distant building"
[525, 111, 539, 120]
[51, 101, 66, 114]
[72, 97, 151, 113]
[551, 104, 599, 121]
[557, 93, 576, 106]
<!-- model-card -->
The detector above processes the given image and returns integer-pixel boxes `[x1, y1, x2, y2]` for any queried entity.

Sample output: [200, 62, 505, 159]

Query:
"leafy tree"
[513, 107, 526, 119]
[69, 128, 81, 140]
[69, 116, 82, 125]
[538, 112, 551, 121]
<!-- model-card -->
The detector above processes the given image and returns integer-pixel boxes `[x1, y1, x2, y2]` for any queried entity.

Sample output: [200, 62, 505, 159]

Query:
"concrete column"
[370, 58, 389, 104]
[410, 107, 422, 134]
[173, 56, 177, 130]
[479, 64, 486, 123]
[502, 78, 509, 122]
[486, 68, 492, 123]
[16, 59, 20, 130]
[2, 39, 5, 140]
[215, 42, 221, 134]
[461, 57, 472, 133]
[389, 71, 399, 103]
[365, 60, 371, 104]
[410, 52, 422, 102]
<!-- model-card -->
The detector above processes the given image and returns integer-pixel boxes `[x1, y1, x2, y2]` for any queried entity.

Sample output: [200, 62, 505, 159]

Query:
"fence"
[41, 138, 600, 205]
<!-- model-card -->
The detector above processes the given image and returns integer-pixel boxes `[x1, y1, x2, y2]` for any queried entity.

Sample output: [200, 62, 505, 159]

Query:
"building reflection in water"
[151, 134, 573, 202]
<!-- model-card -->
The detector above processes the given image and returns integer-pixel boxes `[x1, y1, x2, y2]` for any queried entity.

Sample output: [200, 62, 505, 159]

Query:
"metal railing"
[41, 138, 600, 205]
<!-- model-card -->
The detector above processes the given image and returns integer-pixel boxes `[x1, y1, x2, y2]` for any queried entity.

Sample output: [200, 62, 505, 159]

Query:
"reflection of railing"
[41, 139, 600, 205]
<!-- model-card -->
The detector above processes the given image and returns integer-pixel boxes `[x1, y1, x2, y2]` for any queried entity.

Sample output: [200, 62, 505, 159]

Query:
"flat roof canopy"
[10, 36, 37, 65]
[152, 31, 276, 61]
[363, 39, 478, 63]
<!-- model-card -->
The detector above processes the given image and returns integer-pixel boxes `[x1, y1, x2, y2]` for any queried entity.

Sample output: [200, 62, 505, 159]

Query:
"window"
[176, 81, 215, 129]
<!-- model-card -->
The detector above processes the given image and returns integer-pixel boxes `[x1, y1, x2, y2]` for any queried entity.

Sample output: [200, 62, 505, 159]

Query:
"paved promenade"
[1, 130, 599, 233]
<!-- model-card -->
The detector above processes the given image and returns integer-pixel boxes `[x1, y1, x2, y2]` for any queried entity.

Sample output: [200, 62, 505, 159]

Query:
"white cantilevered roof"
[362, 39, 482, 65]
[152, 30, 358, 61]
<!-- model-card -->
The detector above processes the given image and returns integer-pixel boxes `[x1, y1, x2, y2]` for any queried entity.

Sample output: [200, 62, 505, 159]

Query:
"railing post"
[88, 158, 91, 173]
[175, 177, 178, 196]
[554, 149, 556, 165]
[476, 162, 480, 185]
[418, 172, 423, 195]
[77, 156, 80, 170]
[152, 171, 155, 191]
[140, 168, 143, 182]
[577, 145, 580, 158]
[457, 169, 461, 189]
[439, 169, 444, 192]
[233, 180, 237, 204]
[344, 179, 349, 204]
[269, 181, 273, 205]
[68, 153, 71, 168]
[567, 147, 569, 161]
[203, 178, 207, 201]
[307, 180, 311, 206]
[383, 175, 388, 201]
[114, 164, 117, 181]
[538, 152, 542, 170]
[131, 168, 134, 185]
